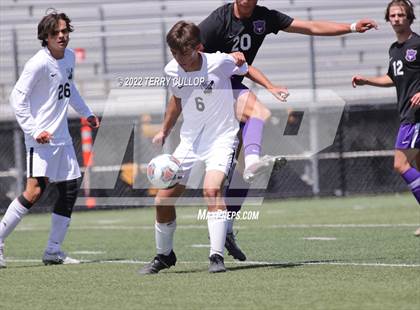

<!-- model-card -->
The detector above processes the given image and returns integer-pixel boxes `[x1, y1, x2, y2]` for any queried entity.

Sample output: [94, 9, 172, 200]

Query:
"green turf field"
[1, 193, 419, 310]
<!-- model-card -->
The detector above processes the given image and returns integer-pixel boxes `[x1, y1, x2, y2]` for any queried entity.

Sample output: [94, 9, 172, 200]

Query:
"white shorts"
[173, 138, 237, 186]
[26, 144, 81, 182]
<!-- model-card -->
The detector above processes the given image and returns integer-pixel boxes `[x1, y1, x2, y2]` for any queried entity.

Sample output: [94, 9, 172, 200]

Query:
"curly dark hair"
[37, 10, 73, 47]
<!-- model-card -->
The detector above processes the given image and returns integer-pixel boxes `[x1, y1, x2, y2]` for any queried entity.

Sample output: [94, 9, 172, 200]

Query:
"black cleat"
[42, 251, 80, 265]
[138, 250, 176, 275]
[208, 254, 226, 273]
[225, 232, 246, 261]
[273, 156, 287, 171]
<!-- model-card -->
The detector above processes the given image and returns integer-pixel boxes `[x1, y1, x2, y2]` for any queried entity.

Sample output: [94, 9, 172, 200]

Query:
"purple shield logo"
[253, 20, 266, 35]
[405, 49, 417, 62]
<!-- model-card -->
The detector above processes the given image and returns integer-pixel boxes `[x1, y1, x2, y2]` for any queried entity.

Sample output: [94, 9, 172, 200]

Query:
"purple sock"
[243, 118, 265, 157]
[401, 168, 420, 204]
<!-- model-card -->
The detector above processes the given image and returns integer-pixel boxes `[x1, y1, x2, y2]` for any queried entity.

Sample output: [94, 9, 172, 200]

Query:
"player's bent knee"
[203, 188, 220, 199]
[237, 93, 272, 122]
[23, 179, 47, 204]
[235, 102, 250, 122]
[260, 105, 271, 121]
[245, 102, 271, 121]
[53, 179, 79, 218]
[236, 111, 249, 123]
[251, 101, 271, 121]
[23, 188, 43, 204]
[393, 156, 411, 175]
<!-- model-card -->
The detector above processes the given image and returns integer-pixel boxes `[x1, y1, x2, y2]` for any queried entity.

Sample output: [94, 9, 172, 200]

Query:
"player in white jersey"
[0, 11, 99, 268]
[139, 21, 248, 274]
[167, 51, 243, 173]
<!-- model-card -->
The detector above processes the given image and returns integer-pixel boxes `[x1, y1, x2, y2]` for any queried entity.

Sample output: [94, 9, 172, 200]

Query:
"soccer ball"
[146, 154, 181, 188]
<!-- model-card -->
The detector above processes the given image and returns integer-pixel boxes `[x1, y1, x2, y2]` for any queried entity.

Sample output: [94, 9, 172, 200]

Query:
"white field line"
[96, 220, 124, 225]
[100, 260, 420, 268]
[16, 225, 209, 231]
[15, 223, 420, 232]
[5, 259, 420, 268]
[191, 244, 210, 248]
[269, 224, 420, 228]
[70, 251, 105, 255]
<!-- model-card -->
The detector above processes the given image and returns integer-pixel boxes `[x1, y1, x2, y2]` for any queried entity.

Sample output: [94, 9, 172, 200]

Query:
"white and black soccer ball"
[146, 154, 181, 188]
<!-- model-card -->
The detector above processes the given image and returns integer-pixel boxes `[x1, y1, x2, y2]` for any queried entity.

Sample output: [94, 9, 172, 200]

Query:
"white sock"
[46, 213, 71, 253]
[0, 198, 29, 244]
[226, 218, 234, 234]
[207, 210, 227, 257]
[155, 221, 176, 256]
[244, 154, 259, 170]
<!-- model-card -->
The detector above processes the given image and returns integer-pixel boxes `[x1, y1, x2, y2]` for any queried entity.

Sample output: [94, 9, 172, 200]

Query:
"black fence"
[0, 103, 404, 213]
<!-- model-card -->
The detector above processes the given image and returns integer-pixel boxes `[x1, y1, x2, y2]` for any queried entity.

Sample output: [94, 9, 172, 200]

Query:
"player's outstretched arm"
[153, 95, 182, 145]
[285, 18, 378, 36]
[246, 65, 289, 102]
[352, 74, 394, 88]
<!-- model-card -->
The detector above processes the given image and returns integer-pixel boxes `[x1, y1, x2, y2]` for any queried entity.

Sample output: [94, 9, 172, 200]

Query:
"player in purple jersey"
[352, 0, 420, 236]
[199, 1, 378, 181]
[194, 0, 378, 260]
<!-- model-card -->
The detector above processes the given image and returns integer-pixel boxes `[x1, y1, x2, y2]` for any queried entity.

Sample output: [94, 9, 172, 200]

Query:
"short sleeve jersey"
[387, 32, 420, 124]
[199, 3, 293, 65]
[164, 52, 248, 147]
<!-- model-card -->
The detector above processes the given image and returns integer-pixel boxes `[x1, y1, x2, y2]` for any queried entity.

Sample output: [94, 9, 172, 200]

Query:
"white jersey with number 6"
[165, 52, 248, 150]
[9, 47, 92, 148]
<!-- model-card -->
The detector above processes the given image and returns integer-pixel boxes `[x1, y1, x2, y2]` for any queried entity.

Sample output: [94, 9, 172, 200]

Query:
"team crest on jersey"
[405, 49, 417, 62]
[253, 20, 266, 35]
[201, 80, 214, 94]
[66, 68, 73, 80]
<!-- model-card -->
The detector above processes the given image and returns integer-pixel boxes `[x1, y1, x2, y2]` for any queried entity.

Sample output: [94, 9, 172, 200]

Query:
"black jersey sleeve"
[387, 63, 394, 81]
[199, 8, 225, 53]
[266, 9, 294, 34]
[386, 45, 395, 81]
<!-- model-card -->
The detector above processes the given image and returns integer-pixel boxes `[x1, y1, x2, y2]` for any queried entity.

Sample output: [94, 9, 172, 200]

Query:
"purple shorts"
[231, 77, 250, 100]
[395, 123, 420, 149]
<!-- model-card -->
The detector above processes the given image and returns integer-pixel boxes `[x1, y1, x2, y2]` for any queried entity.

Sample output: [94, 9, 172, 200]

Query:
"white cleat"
[62, 255, 81, 265]
[415, 227, 420, 237]
[42, 250, 80, 265]
[243, 155, 287, 183]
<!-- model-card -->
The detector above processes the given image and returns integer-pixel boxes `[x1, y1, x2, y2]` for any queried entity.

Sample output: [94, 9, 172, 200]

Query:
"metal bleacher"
[0, 0, 419, 114]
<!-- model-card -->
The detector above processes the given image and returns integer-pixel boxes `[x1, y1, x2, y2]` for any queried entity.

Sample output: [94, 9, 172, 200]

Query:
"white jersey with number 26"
[10, 47, 92, 148]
